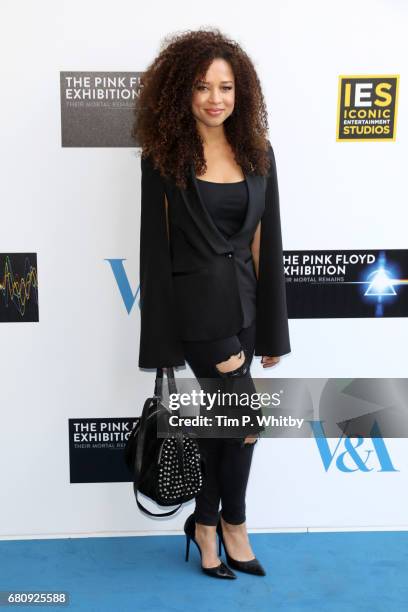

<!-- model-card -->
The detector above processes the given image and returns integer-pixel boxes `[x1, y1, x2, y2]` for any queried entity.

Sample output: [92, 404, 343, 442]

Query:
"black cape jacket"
[138, 141, 291, 369]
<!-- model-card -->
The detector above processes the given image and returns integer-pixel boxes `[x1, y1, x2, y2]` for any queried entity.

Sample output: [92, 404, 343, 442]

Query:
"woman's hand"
[261, 356, 280, 368]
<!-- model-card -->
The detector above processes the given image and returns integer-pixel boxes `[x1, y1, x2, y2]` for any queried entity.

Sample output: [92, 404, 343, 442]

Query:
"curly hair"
[132, 27, 272, 189]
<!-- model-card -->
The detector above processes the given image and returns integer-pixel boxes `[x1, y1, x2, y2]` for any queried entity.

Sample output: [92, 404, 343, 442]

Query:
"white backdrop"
[1, 0, 407, 539]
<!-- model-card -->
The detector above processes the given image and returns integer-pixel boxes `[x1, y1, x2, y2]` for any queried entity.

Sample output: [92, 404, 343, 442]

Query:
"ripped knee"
[214, 349, 249, 377]
[215, 349, 244, 374]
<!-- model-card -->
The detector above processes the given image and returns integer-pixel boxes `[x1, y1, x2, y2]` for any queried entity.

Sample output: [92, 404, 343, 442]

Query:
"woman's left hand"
[261, 356, 280, 368]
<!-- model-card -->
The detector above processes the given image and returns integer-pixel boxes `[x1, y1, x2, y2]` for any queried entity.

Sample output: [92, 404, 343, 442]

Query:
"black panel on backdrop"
[60, 71, 142, 147]
[69, 418, 139, 483]
[0, 253, 39, 322]
[285, 249, 408, 318]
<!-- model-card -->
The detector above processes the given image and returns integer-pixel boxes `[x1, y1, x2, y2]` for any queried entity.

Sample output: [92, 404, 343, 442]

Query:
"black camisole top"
[196, 178, 248, 238]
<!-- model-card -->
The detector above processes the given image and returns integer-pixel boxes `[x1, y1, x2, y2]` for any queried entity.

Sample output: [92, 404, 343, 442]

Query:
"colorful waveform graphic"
[0, 254, 39, 321]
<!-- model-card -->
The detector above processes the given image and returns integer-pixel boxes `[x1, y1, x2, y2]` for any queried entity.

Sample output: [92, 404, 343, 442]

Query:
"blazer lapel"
[180, 161, 266, 255]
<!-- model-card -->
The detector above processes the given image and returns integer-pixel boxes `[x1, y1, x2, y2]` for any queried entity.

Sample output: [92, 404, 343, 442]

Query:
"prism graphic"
[364, 268, 397, 297]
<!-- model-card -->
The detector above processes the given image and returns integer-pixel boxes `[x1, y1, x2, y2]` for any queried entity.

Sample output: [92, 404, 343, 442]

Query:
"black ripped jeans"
[182, 319, 263, 526]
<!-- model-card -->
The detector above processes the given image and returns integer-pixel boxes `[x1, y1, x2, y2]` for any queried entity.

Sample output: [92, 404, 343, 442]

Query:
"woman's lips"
[205, 109, 224, 116]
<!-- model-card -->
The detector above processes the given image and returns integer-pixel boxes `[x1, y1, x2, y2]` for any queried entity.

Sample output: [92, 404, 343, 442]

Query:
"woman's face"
[191, 58, 235, 128]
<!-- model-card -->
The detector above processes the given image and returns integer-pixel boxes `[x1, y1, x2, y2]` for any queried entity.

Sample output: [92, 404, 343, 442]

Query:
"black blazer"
[138, 141, 291, 368]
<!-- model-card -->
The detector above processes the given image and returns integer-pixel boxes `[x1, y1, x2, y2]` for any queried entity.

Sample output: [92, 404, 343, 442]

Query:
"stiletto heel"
[216, 515, 266, 576]
[183, 513, 237, 579]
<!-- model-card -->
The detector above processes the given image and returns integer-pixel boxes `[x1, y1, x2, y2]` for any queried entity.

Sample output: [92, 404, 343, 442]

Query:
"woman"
[133, 28, 291, 579]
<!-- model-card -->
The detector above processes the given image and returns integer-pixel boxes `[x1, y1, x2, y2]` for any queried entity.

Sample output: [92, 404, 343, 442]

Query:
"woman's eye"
[196, 85, 233, 91]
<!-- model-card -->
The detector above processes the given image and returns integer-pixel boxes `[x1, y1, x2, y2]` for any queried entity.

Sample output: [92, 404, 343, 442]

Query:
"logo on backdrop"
[60, 71, 142, 147]
[316, 378, 405, 472]
[105, 258, 139, 314]
[285, 249, 408, 318]
[310, 420, 398, 472]
[0, 253, 39, 322]
[69, 417, 138, 483]
[336, 74, 399, 141]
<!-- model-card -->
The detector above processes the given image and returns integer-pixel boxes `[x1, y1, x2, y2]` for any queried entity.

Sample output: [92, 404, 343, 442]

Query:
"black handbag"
[124, 366, 203, 517]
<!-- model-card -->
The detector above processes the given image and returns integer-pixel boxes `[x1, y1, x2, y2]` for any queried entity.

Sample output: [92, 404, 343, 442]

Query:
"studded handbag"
[124, 366, 203, 517]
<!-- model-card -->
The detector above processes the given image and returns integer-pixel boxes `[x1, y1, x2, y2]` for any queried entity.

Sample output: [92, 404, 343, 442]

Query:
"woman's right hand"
[260, 356, 280, 368]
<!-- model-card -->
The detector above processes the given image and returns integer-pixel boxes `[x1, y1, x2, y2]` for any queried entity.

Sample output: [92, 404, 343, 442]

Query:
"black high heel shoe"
[184, 513, 237, 579]
[216, 515, 266, 576]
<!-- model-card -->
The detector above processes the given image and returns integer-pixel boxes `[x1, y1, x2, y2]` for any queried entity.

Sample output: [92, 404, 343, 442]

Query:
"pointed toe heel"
[225, 554, 266, 576]
[216, 518, 266, 576]
[202, 559, 236, 579]
[184, 513, 237, 579]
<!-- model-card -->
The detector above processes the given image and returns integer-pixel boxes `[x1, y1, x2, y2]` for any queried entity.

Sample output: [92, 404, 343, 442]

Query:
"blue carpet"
[0, 531, 407, 611]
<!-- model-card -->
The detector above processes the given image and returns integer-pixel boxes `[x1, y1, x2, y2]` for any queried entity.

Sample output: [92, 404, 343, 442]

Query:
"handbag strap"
[133, 485, 182, 517]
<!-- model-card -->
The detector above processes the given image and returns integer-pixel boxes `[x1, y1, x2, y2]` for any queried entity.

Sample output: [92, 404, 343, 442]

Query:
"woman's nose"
[208, 90, 222, 104]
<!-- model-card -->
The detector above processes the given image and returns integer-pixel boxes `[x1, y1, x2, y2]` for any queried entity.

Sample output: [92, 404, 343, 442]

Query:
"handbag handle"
[155, 366, 177, 397]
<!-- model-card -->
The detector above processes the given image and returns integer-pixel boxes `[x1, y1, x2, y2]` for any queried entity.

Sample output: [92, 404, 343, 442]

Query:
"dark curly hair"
[132, 27, 272, 189]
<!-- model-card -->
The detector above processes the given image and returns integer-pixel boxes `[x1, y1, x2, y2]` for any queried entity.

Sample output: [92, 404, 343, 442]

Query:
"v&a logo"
[310, 420, 398, 473]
